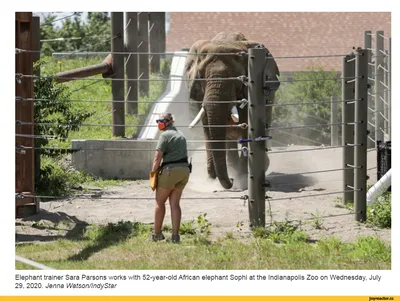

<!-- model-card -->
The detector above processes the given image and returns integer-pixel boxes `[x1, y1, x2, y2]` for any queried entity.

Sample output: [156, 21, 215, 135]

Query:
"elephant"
[184, 32, 281, 190]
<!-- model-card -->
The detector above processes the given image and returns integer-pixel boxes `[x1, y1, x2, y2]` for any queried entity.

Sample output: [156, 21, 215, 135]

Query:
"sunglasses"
[156, 119, 170, 123]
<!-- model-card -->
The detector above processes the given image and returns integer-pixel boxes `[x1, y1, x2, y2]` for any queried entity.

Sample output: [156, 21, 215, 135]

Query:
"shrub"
[368, 193, 391, 228]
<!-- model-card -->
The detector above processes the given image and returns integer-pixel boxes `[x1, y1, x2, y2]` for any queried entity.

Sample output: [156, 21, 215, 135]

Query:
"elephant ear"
[184, 39, 209, 101]
[239, 41, 281, 95]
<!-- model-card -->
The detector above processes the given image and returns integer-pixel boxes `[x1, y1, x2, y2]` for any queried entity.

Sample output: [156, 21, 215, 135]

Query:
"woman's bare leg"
[154, 187, 172, 234]
[168, 188, 183, 236]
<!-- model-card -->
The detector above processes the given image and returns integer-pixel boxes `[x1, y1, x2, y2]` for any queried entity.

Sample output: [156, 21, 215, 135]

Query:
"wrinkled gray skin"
[184, 32, 280, 189]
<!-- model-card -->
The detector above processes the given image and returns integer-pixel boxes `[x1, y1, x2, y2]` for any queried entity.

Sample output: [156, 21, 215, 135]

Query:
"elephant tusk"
[189, 106, 206, 129]
[231, 105, 239, 123]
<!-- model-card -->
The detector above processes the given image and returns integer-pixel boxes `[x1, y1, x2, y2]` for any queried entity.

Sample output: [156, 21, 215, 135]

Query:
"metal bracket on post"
[354, 48, 369, 222]
[374, 31, 384, 144]
[111, 12, 125, 137]
[364, 31, 375, 149]
[387, 38, 391, 140]
[342, 53, 355, 205]
[247, 46, 267, 229]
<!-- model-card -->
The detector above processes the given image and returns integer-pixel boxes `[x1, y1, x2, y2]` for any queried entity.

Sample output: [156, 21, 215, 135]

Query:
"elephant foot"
[207, 169, 217, 179]
[232, 173, 248, 191]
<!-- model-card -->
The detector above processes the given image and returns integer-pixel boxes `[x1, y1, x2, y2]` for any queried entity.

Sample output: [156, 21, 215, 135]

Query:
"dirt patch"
[15, 146, 391, 244]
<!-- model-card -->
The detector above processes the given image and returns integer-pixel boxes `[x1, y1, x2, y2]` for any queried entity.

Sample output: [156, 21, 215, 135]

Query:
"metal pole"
[342, 54, 355, 205]
[125, 12, 139, 115]
[247, 46, 267, 228]
[330, 95, 338, 146]
[138, 12, 149, 97]
[16, 12, 36, 217]
[374, 31, 384, 144]
[111, 12, 125, 137]
[387, 37, 391, 140]
[364, 31, 374, 148]
[383, 50, 388, 141]
[149, 12, 161, 73]
[159, 13, 166, 60]
[354, 48, 369, 222]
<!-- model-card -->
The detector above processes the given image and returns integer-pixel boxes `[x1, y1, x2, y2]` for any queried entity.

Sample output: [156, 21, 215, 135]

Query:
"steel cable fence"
[15, 46, 376, 230]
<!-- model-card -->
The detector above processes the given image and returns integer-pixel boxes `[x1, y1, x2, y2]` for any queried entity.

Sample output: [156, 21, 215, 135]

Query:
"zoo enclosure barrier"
[16, 48, 372, 228]
[15, 11, 167, 217]
[279, 30, 391, 150]
[15, 13, 374, 227]
[364, 30, 391, 148]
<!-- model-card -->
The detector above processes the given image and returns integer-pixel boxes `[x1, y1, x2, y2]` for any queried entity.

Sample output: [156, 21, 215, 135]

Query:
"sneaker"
[171, 234, 181, 243]
[151, 232, 165, 242]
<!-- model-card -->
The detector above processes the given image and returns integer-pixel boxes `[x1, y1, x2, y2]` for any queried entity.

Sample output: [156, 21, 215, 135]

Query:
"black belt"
[161, 157, 188, 168]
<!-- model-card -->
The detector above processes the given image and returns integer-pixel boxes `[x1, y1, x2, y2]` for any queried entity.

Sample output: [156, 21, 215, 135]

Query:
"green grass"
[335, 191, 391, 229]
[39, 56, 168, 148]
[15, 219, 391, 270]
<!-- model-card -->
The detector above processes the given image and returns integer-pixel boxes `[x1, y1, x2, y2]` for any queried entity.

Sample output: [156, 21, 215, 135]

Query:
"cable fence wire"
[15, 97, 244, 105]
[15, 121, 248, 129]
[17, 193, 247, 201]
[18, 50, 360, 58]
[266, 189, 358, 202]
[17, 186, 360, 202]
[16, 142, 359, 156]
[18, 73, 374, 85]
[15, 119, 361, 131]
[16, 144, 358, 156]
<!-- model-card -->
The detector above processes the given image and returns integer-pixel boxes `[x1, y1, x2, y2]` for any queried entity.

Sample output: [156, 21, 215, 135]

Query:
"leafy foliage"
[252, 219, 308, 243]
[33, 61, 94, 156]
[37, 157, 91, 196]
[40, 12, 111, 56]
[368, 192, 391, 228]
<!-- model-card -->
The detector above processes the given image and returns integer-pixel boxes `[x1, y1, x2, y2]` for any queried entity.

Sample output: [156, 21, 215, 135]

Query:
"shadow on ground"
[16, 210, 145, 263]
[265, 172, 319, 193]
[67, 220, 139, 261]
[15, 210, 89, 243]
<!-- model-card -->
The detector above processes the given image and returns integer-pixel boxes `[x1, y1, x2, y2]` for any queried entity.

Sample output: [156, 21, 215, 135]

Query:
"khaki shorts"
[158, 166, 190, 190]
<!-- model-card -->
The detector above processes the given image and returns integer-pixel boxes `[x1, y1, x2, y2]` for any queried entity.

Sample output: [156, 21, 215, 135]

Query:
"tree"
[272, 66, 342, 145]
[33, 61, 94, 191]
[40, 12, 111, 56]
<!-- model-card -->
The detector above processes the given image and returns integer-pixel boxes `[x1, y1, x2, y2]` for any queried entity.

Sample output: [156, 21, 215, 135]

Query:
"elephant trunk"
[204, 78, 234, 189]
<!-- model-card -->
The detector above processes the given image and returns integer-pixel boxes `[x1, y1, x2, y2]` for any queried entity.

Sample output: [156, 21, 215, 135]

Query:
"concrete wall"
[71, 139, 157, 180]
[71, 51, 204, 180]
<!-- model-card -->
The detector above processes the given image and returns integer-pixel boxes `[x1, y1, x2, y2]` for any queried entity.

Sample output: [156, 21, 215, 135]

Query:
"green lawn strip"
[16, 221, 391, 270]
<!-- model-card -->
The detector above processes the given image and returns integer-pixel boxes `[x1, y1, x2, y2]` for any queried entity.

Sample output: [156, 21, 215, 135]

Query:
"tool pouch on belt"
[149, 169, 160, 191]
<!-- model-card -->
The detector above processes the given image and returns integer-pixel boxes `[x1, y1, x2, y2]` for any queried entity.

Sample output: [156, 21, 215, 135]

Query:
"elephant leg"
[227, 141, 240, 177]
[226, 140, 249, 190]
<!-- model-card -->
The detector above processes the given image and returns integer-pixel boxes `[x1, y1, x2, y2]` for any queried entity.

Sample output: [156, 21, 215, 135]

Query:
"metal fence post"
[16, 12, 36, 217]
[138, 12, 149, 97]
[331, 96, 338, 146]
[247, 46, 267, 228]
[383, 50, 389, 141]
[354, 48, 369, 222]
[387, 38, 391, 140]
[111, 12, 125, 137]
[374, 31, 384, 144]
[125, 12, 139, 115]
[342, 54, 355, 205]
[364, 31, 375, 148]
